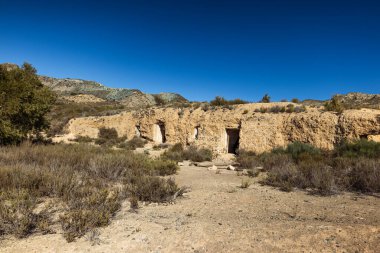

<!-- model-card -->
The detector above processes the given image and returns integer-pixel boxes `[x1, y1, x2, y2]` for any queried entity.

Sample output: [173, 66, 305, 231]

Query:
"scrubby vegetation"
[237, 140, 380, 195]
[0, 143, 179, 241]
[0, 63, 56, 145]
[254, 104, 306, 113]
[210, 96, 248, 106]
[162, 143, 213, 162]
[118, 136, 147, 150]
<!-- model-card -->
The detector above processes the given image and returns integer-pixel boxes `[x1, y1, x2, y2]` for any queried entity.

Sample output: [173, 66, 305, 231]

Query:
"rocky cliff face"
[64, 103, 380, 154]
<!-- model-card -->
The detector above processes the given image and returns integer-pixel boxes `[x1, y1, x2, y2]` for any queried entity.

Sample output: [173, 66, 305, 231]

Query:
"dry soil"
[1, 165, 379, 253]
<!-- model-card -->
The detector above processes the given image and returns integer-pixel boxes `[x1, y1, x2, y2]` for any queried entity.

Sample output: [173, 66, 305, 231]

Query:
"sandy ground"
[1, 165, 379, 253]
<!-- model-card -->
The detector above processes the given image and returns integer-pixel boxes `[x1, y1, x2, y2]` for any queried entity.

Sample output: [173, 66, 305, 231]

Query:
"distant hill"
[38, 76, 187, 108]
[334, 92, 380, 109]
[2, 63, 379, 110]
[301, 93, 380, 109]
[1, 63, 187, 108]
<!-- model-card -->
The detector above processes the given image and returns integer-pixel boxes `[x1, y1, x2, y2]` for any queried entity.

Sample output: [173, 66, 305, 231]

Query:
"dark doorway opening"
[159, 123, 166, 143]
[226, 128, 240, 154]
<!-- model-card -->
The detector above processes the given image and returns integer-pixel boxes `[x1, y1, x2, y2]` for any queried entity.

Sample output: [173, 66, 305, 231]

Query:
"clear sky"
[1, 0, 379, 101]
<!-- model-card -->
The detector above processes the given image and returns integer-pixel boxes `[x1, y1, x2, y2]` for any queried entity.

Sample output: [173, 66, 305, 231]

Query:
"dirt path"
[1, 166, 379, 253]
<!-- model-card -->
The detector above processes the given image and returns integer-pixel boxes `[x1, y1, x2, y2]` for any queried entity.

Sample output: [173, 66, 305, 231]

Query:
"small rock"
[228, 165, 236, 171]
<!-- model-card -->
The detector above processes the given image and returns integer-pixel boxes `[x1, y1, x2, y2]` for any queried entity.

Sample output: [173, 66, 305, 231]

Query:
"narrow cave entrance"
[226, 128, 240, 154]
[135, 125, 141, 137]
[194, 126, 199, 140]
[153, 122, 166, 143]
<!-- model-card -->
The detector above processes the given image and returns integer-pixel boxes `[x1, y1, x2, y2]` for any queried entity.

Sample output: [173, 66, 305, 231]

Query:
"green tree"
[291, 98, 300, 103]
[0, 63, 56, 145]
[260, 94, 271, 103]
[210, 96, 228, 106]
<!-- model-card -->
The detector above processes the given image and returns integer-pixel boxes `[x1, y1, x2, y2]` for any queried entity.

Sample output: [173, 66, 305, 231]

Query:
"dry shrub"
[60, 188, 120, 242]
[333, 157, 380, 193]
[98, 127, 118, 140]
[0, 189, 38, 238]
[183, 146, 212, 162]
[125, 176, 179, 202]
[162, 144, 212, 162]
[239, 141, 380, 195]
[149, 159, 179, 176]
[118, 136, 147, 150]
[262, 157, 298, 192]
[210, 96, 247, 106]
[129, 195, 139, 210]
[0, 143, 180, 241]
[73, 136, 93, 143]
[236, 150, 259, 169]
[240, 179, 251, 188]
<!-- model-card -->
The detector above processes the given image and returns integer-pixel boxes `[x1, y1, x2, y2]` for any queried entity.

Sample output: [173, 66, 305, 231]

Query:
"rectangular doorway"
[153, 123, 166, 143]
[226, 128, 240, 154]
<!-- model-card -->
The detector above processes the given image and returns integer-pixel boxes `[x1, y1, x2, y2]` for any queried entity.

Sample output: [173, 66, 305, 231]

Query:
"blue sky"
[1, 0, 379, 101]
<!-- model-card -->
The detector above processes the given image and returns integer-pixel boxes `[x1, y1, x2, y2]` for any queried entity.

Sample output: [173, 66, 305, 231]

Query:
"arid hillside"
[1, 63, 187, 108]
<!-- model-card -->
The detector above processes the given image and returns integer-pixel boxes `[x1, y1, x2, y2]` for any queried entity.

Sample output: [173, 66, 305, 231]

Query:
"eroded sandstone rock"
[64, 104, 380, 154]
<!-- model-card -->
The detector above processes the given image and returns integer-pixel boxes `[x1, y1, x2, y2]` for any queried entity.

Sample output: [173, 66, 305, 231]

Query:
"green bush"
[284, 141, 321, 161]
[335, 139, 380, 159]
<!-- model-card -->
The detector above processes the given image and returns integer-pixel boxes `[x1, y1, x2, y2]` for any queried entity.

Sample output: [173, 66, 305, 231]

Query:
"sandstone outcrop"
[64, 103, 380, 154]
